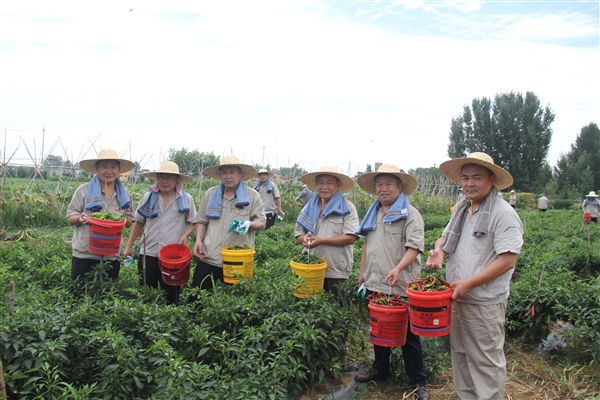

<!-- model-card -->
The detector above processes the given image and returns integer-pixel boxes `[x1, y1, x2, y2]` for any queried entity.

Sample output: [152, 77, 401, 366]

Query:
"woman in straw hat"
[191, 156, 266, 290]
[354, 164, 429, 399]
[67, 148, 135, 281]
[294, 166, 359, 300]
[426, 152, 523, 400]
[124, 161, 197, 304]
[255, 168, 285, 229]
[582, 191, 599, 223]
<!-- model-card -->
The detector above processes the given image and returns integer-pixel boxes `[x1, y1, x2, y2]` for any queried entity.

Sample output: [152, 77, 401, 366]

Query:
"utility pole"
[262, 146, 265, 167]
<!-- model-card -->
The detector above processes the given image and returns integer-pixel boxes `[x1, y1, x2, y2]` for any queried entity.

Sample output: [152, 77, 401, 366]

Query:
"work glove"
[228, 220, 251, 235]
[357, 283, 366, 299]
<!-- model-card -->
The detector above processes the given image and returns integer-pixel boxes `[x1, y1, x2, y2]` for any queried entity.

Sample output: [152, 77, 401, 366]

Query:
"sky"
[1, 0, 598, 176]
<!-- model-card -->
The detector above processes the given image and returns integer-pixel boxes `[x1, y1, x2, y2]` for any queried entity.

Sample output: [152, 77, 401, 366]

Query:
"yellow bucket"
[221, 246, 255, 284]
[290, 257, 327, 298]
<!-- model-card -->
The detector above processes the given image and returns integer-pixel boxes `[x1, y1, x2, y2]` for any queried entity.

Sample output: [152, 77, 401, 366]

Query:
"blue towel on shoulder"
[85, 175, 131, 212]
[356, 192, 409, 236]
[206, 183, 250, 219]
[297, 191, 349, 234]
[254, 178, 273, 193]
[584, 198, 599, 206]
[138, 184, 190, 218]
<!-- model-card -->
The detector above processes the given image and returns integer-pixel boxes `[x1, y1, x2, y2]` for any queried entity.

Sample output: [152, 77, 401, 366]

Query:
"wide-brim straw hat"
[586, 191, 599, 198]
[439, 152, 514, 191]
[79, 148, 135, 174]
[203, 155, 258, 181]
[257, 168, 274, 178]
[357, 164, 418, 195]
[143, 161, 193, 184]
[300, 166, 355, 194]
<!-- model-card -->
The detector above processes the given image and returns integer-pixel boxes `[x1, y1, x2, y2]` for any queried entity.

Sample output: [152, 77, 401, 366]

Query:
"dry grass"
[296, 343, 600, 400]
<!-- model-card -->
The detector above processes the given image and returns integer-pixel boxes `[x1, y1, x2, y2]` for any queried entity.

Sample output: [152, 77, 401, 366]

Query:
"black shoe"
[415, 386, 430, 400]
[354, 367, 385, 382]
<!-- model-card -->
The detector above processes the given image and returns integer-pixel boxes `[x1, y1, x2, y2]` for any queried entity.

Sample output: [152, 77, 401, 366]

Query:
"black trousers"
[138, 255, 180, 305]
[265, 212, 276, 229]
[190, 260, 224, 290]
[71, 257, 120, 281]
[365, 289, 427, 387]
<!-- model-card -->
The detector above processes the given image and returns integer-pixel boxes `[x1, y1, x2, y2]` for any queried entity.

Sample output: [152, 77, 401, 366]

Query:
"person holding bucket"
[254, 168, 285, 229]
[426, 152, 523, 400]
[124, 161, 197, 305]
[67, 148, 135, 281]
[354, 164, 430, 400]
[294, 166, 359, 301]
[192, 156, 266, 290]
[582, 191, 599, 223]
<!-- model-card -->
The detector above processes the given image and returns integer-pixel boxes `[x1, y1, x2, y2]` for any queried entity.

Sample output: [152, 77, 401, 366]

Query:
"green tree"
[167, 149, 220, 177]
[448, 91, 555, 192]
[553, 122, 600, 198]
[278, 164, 307, 179]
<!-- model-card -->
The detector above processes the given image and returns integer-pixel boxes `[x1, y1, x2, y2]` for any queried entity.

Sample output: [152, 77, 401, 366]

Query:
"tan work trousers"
[451, 300, 507, 400]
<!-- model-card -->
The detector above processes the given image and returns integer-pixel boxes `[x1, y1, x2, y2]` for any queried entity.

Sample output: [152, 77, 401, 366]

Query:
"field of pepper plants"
[1, 178, 599, 399]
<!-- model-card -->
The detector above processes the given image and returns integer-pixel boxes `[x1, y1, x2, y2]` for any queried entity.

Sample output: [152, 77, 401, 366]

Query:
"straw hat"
[203, 155, 258, 181]
[511, 190, 515, 193]
[439, 152, 514, 191]
[586, 191, 599, 198]
[143, 161, 193, 184]
[79, 148, 135, 174]
[257, 168, 274, 178]
[357, 164, 418, 195]
[300, 166, 355, 193]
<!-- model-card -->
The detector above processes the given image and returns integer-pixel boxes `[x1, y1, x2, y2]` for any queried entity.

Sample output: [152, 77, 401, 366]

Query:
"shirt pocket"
[329, 218, 344, 236]
[234, 208, 251, 220]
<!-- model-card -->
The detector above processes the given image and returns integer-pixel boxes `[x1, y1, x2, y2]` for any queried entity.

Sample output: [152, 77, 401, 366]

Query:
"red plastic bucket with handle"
[368, 302, 408, 347]
[158, 244, 192, 286]
[584, 213, 592, 224]
[88, 217, 126, 255]
[406, 285, 453, 337]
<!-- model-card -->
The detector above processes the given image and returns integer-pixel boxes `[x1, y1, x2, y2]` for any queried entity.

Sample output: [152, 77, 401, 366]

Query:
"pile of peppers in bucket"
[367, 293, 408, 306]
[408, 276, 450, 292]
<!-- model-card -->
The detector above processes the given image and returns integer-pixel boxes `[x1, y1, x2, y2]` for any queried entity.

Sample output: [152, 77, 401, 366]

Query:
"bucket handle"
[90, 219, 124, 229]
[160, 261, 190, 276]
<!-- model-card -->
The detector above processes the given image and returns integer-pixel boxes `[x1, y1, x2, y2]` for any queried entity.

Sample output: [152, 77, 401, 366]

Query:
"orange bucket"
[88, 217, 126, 255]
[158, 244, 192, 286]
[406, 285, 453, 337]
[368, 302, 408, 347]
[584, 213, 592, 224]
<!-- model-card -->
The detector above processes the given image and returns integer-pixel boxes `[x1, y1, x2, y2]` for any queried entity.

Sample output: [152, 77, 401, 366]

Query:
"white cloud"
[356, 8, 371, 17]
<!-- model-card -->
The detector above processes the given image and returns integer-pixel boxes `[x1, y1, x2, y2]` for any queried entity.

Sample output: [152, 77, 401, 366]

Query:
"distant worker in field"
[192, 156, 266, 290]
[296, 184, 314, 205]
[294, 166, 359, 301]
[255, 168, 285, 229]
[537, 193, 549, 212]
[354, 164, 429, 400]
[67, 148, 135, 281]
[509, 190, 517, 208]
[124, 161, 197, 304]
[426, 152, 523, 400]
[582, 191, 599, 223]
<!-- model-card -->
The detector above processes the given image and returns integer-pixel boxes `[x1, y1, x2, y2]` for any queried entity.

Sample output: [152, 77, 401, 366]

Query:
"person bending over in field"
[124, 161, 197, 305]
[426, 152, 523, 400]
[66, 149, 135, 281]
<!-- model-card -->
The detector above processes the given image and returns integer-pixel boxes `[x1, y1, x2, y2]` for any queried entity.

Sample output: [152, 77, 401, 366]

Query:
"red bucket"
[368, 302, 408, 347]
[584, 213, 592, 224]
[406, 285, 453, 337]
[88, 217, 126, 255]
[158, 244, 192, 286]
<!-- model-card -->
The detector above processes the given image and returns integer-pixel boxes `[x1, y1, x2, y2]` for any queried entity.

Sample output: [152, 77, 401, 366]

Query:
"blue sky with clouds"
[1, 1, 598, 176]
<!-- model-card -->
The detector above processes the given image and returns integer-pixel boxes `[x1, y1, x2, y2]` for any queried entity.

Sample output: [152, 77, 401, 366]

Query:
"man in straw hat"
[192, 156, 266, 290]
[67, 148, 135, 281]
[296, 184, 314, 205]
[537, 193, 549, 212]
[294, 166, 359, 300]
[426, 152, 523, 400]
[124, 161, 197, 304]
[582, 191, 599, 223]
[255, 168, 285, 229]
[509, 190, 517, 208]
[354, 164, 430, 399]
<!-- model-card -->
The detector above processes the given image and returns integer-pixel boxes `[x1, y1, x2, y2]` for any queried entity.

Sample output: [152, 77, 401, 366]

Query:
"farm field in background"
[0, 179, 599, 399]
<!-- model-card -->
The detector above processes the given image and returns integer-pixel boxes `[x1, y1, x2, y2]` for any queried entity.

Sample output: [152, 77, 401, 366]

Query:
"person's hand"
[385, 269, 400, 286]
[302, 232, 323, 248]
[123, 247, 134, 259]
[234, 221, 251, 235]
[449, 279, 471, 300]
[178, 235, 188, 246]
[426, 249, 444, 269]
[79, 212, 90, 225]
[278, 210, 285, 218]
[194, 242, 205, 260]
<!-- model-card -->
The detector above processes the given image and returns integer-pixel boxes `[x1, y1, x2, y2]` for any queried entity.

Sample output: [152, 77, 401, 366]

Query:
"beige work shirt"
[195, 185, 266, 267]
[257, 181, 281, 214]
[66, 181, 135, 261]
[362, 205, 424, 295]
[134, 191, 197, 257]
[294, 199, 359, 279]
